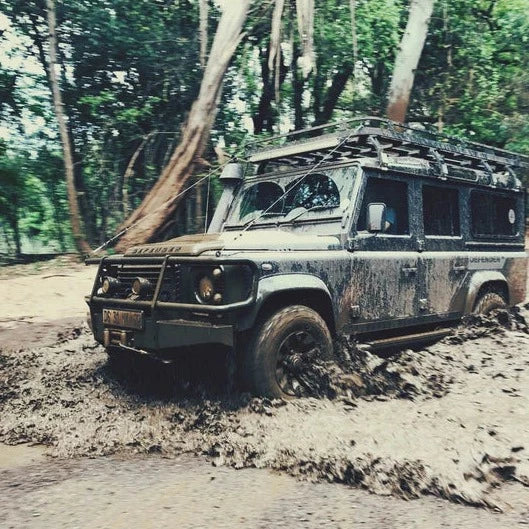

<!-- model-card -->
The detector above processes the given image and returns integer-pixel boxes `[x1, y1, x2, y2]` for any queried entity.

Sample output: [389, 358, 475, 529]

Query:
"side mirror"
[366, 202, 387, 232]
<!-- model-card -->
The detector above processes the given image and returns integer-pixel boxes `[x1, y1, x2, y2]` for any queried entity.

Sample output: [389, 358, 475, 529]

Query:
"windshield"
[225, 165, 357, 227]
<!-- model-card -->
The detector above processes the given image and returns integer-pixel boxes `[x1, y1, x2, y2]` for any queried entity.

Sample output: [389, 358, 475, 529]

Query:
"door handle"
[401, 265, 418, 276]
[452, 264, 467, 273]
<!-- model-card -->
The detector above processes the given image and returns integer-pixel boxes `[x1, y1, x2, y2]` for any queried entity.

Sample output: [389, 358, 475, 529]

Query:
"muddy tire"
[473, 291, 507, 315]
[242, 305, 333, 399]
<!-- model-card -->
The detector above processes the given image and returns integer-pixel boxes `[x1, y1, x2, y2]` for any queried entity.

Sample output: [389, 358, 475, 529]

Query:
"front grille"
[98, 261, 174, 301]
[117, 264, 161, 283]
[158, 263, 182, 302]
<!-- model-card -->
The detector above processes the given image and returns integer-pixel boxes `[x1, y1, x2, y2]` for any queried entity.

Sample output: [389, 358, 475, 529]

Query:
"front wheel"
[242, 305, 333, 398]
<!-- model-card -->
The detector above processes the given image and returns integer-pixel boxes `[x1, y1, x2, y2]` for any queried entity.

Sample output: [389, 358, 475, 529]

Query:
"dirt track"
[0, 257, 93, 351]
[3, 452, 527, 529]
[1, 264, 529, 527]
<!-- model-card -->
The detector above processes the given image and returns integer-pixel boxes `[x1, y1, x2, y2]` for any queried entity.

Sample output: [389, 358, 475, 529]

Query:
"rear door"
[348, 171, 420, 330]
[419, 183, 467, 318]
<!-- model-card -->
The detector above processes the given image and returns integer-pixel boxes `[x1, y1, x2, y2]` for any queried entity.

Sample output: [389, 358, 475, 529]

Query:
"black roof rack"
[246, 117, 529, 190]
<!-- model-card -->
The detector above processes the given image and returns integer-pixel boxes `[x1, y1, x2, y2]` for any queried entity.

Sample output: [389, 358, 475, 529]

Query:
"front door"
[347, 172, 420, 331]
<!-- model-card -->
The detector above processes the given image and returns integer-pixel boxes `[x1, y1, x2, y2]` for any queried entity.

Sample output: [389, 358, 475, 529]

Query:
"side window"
[357, 177, 409, 235]
[471, 192, 517, 237]
[422, 185, 460, 236]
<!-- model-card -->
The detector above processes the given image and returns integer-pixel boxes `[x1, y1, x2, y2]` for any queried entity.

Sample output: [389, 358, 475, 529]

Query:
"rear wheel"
[473, 291, 507, 315]
[241, 305, 333, 398]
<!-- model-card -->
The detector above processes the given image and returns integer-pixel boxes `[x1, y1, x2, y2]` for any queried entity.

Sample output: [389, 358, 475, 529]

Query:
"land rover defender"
[87, 117, 528, 398]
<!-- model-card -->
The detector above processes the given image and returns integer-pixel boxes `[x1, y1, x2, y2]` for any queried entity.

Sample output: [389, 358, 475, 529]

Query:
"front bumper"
[87, 254, 258, 353]
[90, 311, 234, 351]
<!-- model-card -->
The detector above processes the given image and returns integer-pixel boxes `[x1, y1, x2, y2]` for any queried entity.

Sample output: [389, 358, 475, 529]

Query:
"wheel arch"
[239, 274, 336, 335]
[464, 271, 510, 313]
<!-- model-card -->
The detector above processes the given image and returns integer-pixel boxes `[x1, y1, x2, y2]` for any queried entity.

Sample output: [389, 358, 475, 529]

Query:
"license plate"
[103, 309, 143, 330]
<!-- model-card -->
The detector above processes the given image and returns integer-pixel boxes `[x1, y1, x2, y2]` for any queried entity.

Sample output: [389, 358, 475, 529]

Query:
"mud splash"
[1, 306, 529, 510]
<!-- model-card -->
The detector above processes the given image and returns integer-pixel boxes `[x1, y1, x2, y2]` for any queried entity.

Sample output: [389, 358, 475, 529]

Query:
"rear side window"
[357, 177, 409, 235]
[471, 192, 517, 237]
[422, 185, 460, 236]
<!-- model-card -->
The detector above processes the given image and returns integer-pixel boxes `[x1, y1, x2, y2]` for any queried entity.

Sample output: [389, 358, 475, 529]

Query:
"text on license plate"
[103, 309, 143, 330]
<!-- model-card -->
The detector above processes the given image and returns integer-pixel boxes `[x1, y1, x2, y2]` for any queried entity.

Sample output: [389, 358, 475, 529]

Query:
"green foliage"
[0, 0, 528, 255]
[414, 0, 529, 157]
[0, 144, 73, 254]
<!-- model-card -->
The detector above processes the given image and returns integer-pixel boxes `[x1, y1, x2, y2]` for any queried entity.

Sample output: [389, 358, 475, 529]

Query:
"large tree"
[114, 0, 251, 251]
[386, 0, 435, 122]
[45, 0, 91, 253]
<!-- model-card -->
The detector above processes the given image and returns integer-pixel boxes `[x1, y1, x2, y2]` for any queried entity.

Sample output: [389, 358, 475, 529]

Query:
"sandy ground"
[2, 452, 526, 529]
[0, 259, 95, 350]
[1, 261, 529, 527]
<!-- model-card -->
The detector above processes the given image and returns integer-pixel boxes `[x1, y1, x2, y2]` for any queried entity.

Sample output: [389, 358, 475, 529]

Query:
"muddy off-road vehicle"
[87, 117, 528, 398]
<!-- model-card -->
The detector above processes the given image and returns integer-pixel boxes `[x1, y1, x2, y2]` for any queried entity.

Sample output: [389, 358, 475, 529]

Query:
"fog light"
[101, 276, 120, 295]
[212, 267, 223, 278]
[132, 277, 153, 297]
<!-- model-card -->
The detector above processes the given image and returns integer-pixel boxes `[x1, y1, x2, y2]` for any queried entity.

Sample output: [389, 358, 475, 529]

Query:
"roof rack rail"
[247, 116, 529, 168]
[245, 116, 529, 190]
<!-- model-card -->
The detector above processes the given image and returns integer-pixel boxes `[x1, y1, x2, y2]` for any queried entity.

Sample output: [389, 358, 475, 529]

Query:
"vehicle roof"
[246, 117, 528, 191]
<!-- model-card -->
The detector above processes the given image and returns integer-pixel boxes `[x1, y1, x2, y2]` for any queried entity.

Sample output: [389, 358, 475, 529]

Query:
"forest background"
[0, 0, 528, 257]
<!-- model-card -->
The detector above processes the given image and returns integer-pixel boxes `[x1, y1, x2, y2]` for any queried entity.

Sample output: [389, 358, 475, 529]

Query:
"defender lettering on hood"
[126, 231, 342, 256]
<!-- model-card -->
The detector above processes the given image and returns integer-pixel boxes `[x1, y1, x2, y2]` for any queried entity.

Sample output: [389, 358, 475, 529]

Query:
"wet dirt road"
[1, 446, 526, 529]
[1, 265, 529, 527]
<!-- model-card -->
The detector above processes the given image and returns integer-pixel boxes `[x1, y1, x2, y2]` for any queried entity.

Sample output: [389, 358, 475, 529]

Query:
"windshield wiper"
[233, 211, 282, 230]
[287, 204, 338, 223]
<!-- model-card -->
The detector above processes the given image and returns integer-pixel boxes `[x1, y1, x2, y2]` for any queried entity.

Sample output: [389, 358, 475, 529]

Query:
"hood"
[125, 230, 341, 256]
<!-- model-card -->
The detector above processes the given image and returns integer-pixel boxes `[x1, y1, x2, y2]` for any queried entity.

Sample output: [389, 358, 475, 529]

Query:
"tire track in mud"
[0, 306, 529, 511]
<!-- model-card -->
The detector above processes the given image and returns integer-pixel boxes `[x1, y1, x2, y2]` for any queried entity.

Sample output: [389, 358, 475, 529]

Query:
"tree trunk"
[349, 0, 358, 74]
[114, 0, 250, 252]
[10, 214, 22, 258]
[253, 46, 275, 134]
[199, 0, 209, 68]
[292, 34, 304, 130]
[122, 133, 153, 216]
[313, 63, 354, 126]
[269, 0, 285, 102]
[295, 0, 316, 78]
[45, 0, 91, 254]
[269, 0, 284, 73]
[386, 0, 435, 123]
[254, 46, 287, 134]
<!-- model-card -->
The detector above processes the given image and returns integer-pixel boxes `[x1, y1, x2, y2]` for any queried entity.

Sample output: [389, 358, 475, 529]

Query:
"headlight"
[196, 267, 223, 304]
[132, 277, 153, 297]
[198, 276, 215, 302]
[101, 276, 120, 295]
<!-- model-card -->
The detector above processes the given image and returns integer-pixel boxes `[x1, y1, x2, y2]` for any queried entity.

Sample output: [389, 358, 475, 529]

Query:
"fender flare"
[238, 274, 334, 332]
[464, 270, 509, 313]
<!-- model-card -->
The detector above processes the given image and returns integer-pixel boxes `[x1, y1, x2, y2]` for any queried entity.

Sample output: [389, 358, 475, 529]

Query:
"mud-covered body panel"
[87, 238, 527, 355]
[87, 120, 528, 354]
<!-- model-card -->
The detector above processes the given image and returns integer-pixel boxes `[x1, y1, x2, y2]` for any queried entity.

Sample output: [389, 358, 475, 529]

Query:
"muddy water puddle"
[0, 306, 529, 516]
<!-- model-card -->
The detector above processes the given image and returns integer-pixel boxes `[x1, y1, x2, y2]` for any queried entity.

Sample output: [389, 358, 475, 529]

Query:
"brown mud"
[1, 306, 529, 513]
